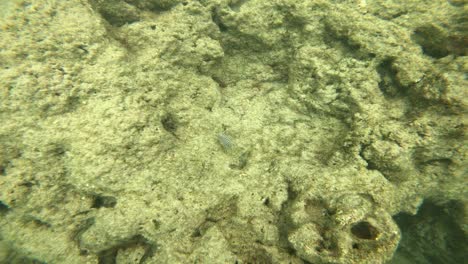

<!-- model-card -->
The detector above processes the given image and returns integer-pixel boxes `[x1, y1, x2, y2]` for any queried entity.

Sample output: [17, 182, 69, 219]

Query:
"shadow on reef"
[389, 200, 467, 264]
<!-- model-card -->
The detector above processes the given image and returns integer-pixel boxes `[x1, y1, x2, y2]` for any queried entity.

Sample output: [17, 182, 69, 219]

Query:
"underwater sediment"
[0, 0, 466, 263]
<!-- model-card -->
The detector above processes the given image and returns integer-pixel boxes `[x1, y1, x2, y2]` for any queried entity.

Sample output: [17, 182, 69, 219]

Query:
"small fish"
[217, 133, 233, 151]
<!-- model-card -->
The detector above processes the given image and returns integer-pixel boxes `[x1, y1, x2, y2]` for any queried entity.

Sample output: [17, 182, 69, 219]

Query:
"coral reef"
[0, 0, 466, 263]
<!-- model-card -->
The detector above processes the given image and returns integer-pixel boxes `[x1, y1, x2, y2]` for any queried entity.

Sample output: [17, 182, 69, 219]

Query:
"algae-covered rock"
[0, 0, 466, 263]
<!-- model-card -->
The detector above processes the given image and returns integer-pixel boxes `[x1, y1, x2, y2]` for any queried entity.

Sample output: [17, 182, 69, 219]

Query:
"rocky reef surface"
[0, 0, 466, 263]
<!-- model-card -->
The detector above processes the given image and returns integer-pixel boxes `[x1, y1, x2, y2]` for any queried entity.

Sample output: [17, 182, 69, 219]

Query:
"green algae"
[0, 0, 466, 263]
